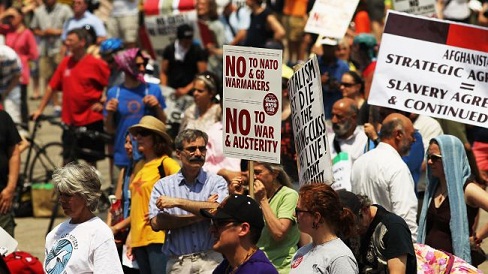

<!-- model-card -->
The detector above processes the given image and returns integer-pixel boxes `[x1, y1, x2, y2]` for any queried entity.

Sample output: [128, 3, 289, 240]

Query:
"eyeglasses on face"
[427, 153, 442, 162]
[340, 82, 356, 88]
[183, 145, 207, 153]
[295, 208, 312, 215]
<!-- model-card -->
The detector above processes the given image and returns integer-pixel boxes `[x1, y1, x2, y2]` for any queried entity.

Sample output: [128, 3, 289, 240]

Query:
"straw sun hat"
[128, 116, 172, 145]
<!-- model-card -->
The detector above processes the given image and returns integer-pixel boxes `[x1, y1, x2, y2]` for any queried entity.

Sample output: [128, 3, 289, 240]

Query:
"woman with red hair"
[290, 183, 358, 273]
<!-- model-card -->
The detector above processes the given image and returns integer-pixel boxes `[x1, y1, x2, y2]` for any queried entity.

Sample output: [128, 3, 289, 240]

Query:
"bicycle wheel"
[28, 142, 63, 184]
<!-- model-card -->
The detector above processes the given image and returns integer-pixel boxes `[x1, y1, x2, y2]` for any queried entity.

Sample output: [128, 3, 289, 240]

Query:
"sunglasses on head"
[427, 153, 442, 162]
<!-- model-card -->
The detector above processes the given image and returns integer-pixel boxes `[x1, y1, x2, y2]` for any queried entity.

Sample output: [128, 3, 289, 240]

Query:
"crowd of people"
[0, 0, 488, 273]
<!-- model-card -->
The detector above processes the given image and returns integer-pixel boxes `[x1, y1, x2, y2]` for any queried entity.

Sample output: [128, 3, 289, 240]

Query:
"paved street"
[10, 95, 488, 272]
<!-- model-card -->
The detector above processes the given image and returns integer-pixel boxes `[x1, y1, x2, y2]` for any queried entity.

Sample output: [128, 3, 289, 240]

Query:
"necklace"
[225, 247, 257, 274]
[436, 187, 448, 206]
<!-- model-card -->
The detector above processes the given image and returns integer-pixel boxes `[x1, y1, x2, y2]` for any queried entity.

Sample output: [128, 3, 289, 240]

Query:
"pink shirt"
[6, 29, 39, 85]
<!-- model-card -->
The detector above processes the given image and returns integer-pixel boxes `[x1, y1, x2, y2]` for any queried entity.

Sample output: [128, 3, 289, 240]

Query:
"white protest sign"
[369, 11, 488, 128]
[222, 46, 282, 163]
[144, 11, 198, 60]
[331, 152, 352, 191]
[392, 0, 435, 16]
[305, 0, 359, 38]
[288, 56, 333, 186]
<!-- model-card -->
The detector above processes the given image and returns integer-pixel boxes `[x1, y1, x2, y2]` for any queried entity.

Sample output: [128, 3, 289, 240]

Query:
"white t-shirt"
[44, 216, 123, 274]
[290, 238, 358, 274]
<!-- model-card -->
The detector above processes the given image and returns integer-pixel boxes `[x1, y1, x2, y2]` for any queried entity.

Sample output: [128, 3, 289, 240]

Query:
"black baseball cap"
[200, 195, 264, 230]
[177, 24, 194, 40]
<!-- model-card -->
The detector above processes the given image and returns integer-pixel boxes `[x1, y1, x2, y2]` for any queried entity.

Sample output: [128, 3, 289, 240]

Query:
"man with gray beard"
[328, 98, 368, 165]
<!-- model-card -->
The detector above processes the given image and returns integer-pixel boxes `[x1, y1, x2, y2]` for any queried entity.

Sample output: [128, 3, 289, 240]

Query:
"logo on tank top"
[291, 255, 303, 268]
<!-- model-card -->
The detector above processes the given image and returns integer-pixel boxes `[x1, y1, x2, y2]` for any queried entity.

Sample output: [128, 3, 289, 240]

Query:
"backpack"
[4, 251, 43, 274]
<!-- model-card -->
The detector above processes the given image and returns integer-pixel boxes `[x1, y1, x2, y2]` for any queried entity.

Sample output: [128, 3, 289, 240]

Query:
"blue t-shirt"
[104, 83, 166, 167]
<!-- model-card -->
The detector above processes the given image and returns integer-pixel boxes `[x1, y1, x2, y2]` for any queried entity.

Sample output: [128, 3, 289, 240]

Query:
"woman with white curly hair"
[44, 162, 123, 274]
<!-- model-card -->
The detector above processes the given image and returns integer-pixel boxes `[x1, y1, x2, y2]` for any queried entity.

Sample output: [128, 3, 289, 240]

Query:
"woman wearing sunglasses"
[339, 71, 368, 125]
[418, 135, 488, 266]
[126, 116, 180, 273]
[290, 183, 358, 273]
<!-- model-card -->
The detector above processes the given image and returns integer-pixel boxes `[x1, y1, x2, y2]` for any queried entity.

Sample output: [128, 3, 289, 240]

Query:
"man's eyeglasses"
[427, 153, 442, 162]
[134, 129, 152, 137]
[183, 146, 207, 153]
[295, 208, 312, 215]
[340, 82, 356, 88]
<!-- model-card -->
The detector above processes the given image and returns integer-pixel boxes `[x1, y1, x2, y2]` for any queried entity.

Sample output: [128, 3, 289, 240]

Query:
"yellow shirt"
[129, 155, 180, 247]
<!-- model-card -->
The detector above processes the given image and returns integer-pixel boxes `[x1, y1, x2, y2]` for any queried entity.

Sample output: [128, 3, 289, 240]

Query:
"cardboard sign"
[222, 45, 282, 163]
[369, 11, 488, 128]
[392, 0, 436, 16]
[305, 0, 359, 38]
[288, 56, 333, 185]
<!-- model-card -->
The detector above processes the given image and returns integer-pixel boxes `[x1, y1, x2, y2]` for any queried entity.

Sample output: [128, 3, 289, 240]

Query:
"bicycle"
[13, 115, 64, 217]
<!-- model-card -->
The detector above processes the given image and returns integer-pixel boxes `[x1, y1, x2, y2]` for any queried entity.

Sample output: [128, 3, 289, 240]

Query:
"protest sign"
[288, 56, 333, 186]
[369, 11, 488, 128]
[305, 0, 359, 38]
[331, 152, 352, 191]
[222, 46, 282, 163]
[392, 0, 435, 16]
[144, 11, 197, 59]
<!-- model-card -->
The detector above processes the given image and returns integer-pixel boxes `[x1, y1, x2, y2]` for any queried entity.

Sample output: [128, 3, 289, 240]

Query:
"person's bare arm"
[150, 212, 204, 231]
[435, 0, 445, 19]
[387, 255, 407, 274]
[104, 98, 118, 134]
[479, 3, 488, 25]
[197, 61, 207, 73]
[267, 14, 285, 41]
[32, 85, 55, 120]
[231, 29, 247, 45]
[254, 179, 294, 241]
[155, 195, 219, 216]
[0, 144, 20, 214]
[160, 60, 169, 86]
[142, 95, 167, 123]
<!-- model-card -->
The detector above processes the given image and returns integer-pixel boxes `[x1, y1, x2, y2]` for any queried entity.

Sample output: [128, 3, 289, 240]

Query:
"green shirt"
[257, 186, 300, 274]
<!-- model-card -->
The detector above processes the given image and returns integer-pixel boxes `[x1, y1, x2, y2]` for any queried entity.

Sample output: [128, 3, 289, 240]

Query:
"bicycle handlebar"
[35, 115, 113, 143]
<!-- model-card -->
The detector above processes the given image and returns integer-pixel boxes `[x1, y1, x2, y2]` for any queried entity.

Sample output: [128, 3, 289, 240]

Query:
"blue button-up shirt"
[149, 169, 228, 256]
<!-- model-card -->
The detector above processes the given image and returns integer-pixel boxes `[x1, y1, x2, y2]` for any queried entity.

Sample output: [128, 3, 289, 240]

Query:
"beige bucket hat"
[128, 116, 172, 145]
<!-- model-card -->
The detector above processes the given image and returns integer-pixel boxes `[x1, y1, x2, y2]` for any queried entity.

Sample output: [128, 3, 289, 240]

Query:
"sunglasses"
[183, 145, 207, 153]
[340, 82, 356, 88]
[134, 129, 152, 137]
[427, 153, 442, 162]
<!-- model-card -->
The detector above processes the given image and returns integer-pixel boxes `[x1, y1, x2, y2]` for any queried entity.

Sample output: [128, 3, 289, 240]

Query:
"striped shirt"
[0, 45, 21, 94]
[149, 169, 228, 256]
